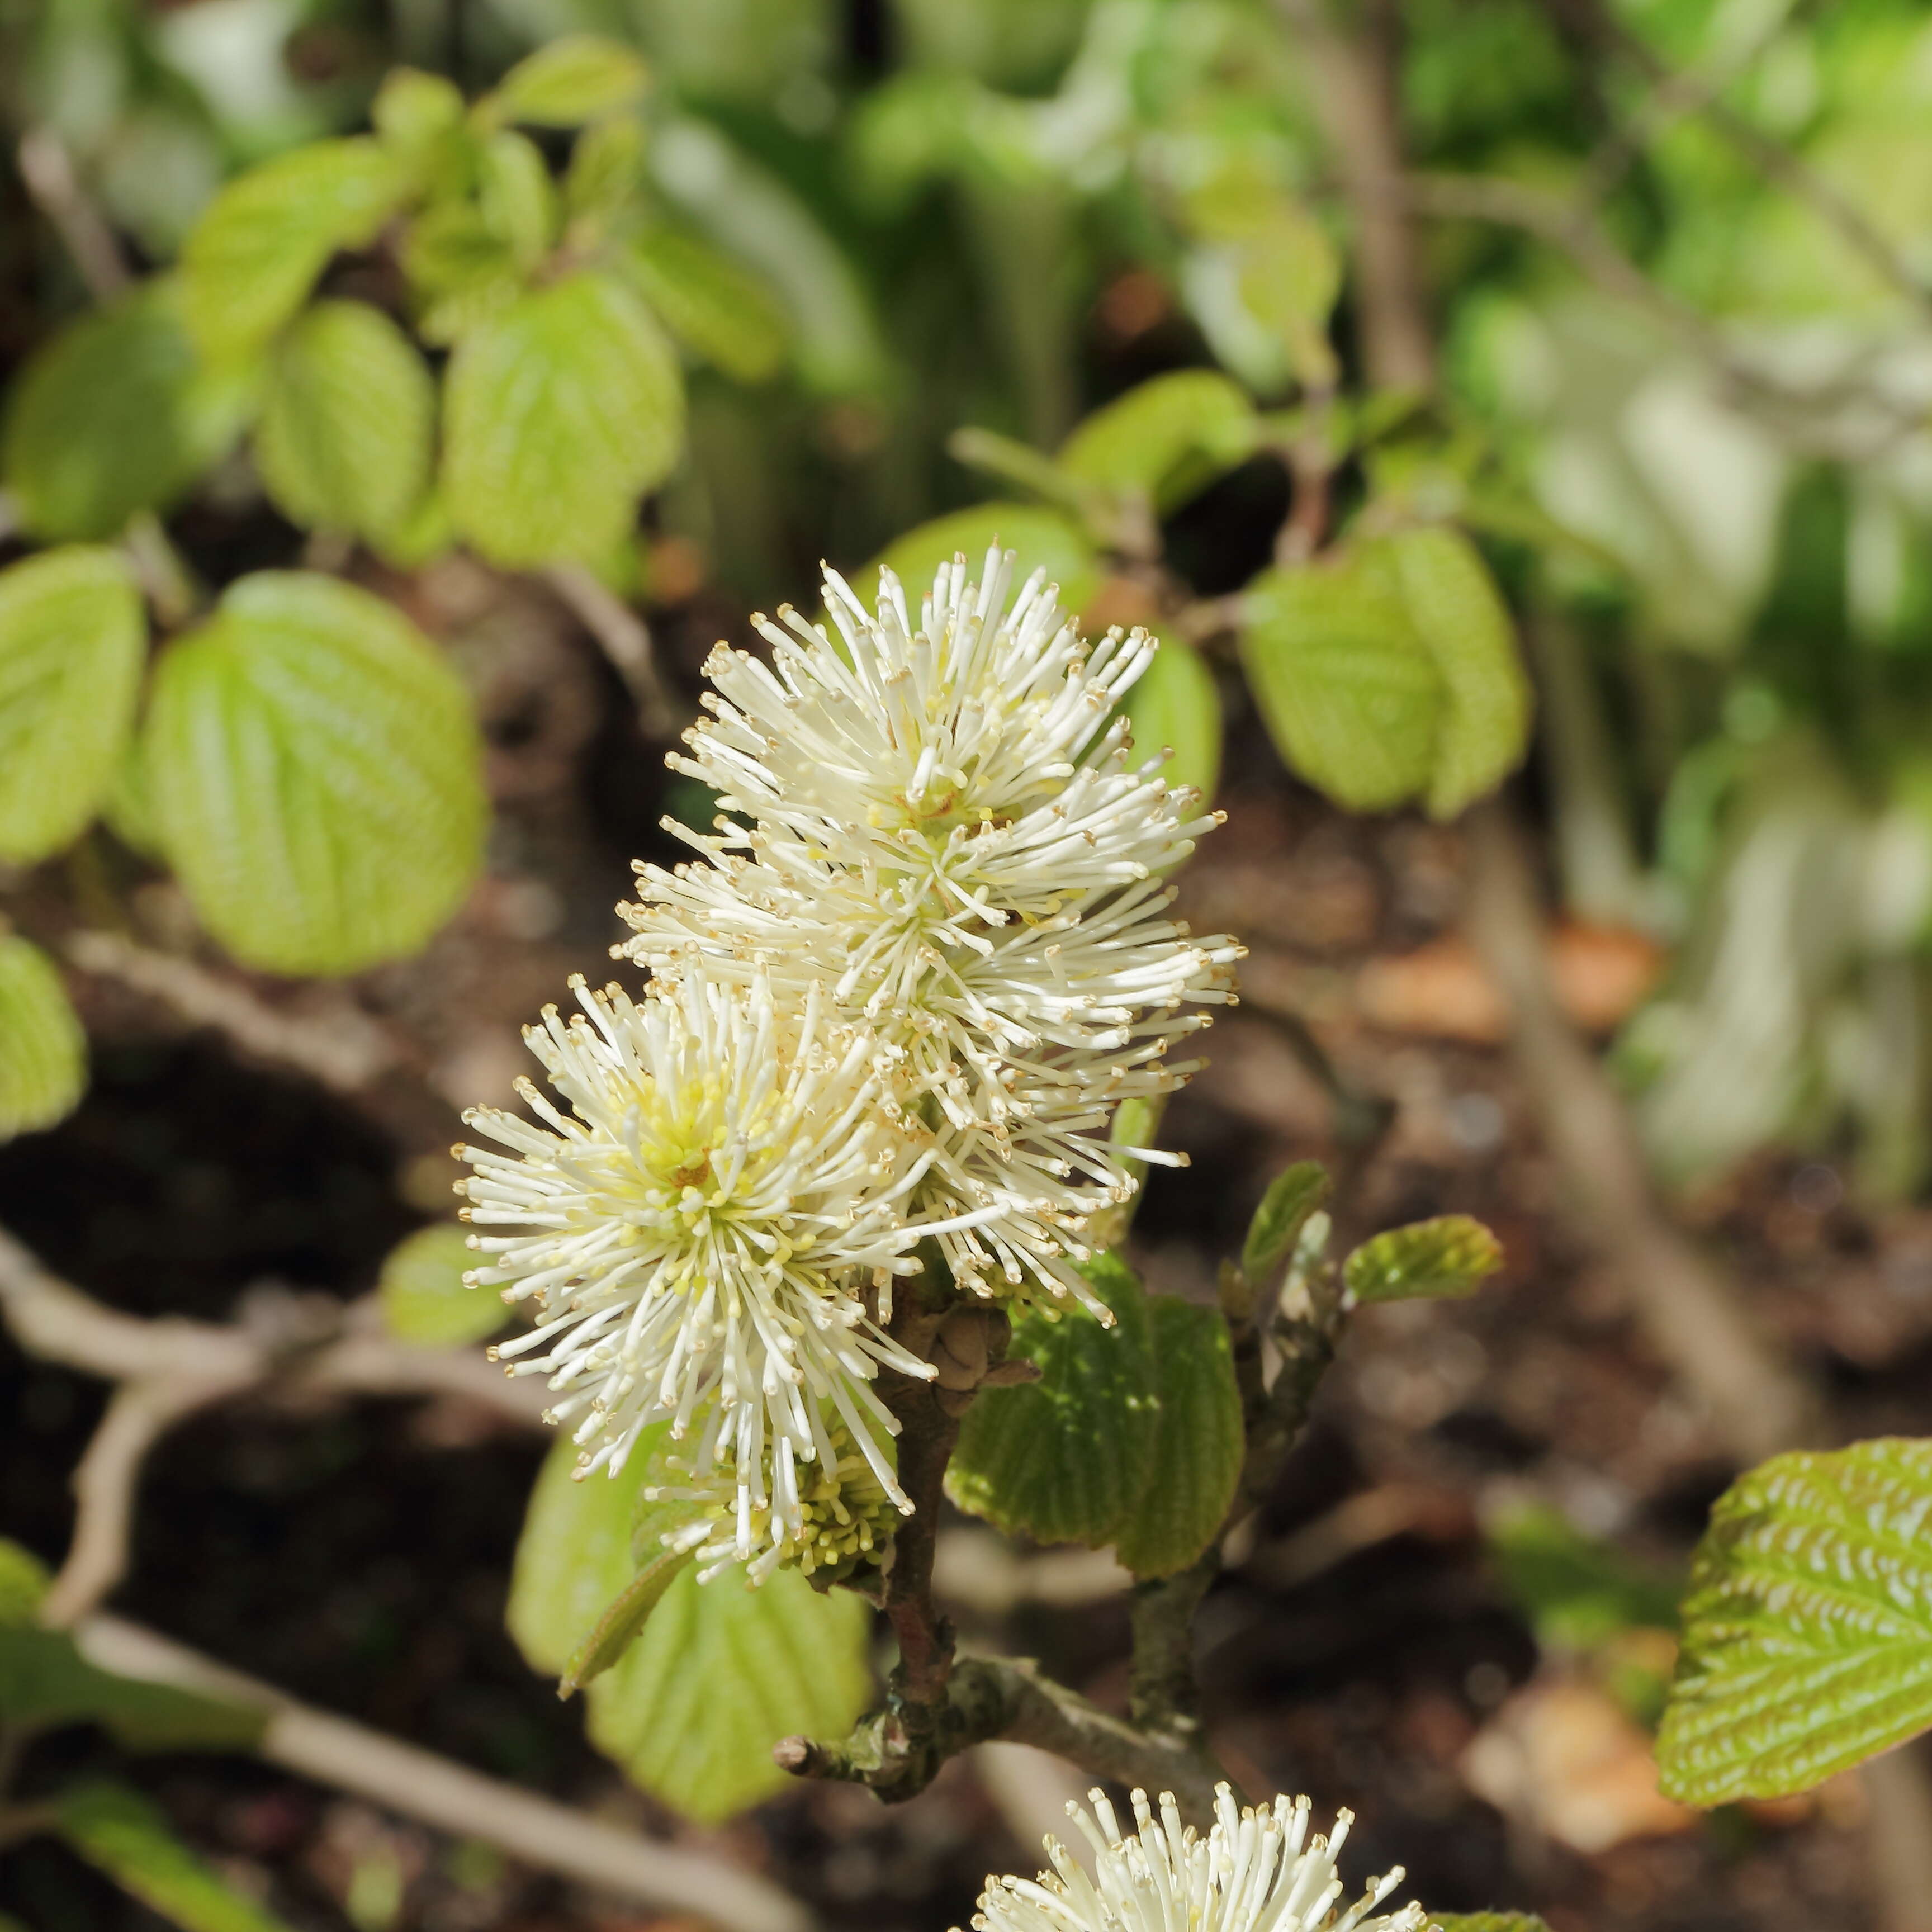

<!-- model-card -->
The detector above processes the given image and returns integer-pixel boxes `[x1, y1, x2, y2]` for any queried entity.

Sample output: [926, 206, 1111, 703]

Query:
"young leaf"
[559, 1543, 692, 1695]
[627, 228, 788, 384]
[478, 130, 560, 273]
[3, 283, 253, 541]
[1384, 526, 1532, 820]
[1658, 1437, 1932, 1805]
[378, 1224, 503, 1348]
[1240, 547, 1443, 812]
[0, 546, 146, 863]
[1059, 370, 1259, 514]
[485, 35, 650, 127]
[254, 301, 435, 542]
[372, 67, 465, 157]
[1239, 1160, 1332, 1291]
[1342, 1215, 1502, 1305]
[585, 1562, 869, 1824]
[56, 1783, 295, 1932]
[1122, 632, 1221, 803]
[1433, 1917, 1554, 1932]
[946, 1253, 1157, 1548]
[442, 270, 685, 567]
[0, 935, 87, 1144]
[181, 139, 408, 356]
[143, 572, 486, 975]
[0, 1625, 262, 1750]
[1115, 1296, 1243, 1579]
[401, 203, 523, 346]
[867, 505, 1100, 621]
[565, 117, 647, 230]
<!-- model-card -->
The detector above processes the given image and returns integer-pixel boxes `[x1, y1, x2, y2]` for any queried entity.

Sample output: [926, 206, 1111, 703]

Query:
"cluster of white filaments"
[461, 548, 1238, 1579]
[966, 1786, 1429, 1932]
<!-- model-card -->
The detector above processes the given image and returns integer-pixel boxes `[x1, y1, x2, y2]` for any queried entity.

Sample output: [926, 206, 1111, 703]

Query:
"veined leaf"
[0, 936, 86, 1144]
[443, 271, 684, 567]
[3, 282, 253, 541]
[181, 139, 408, 356]
[255, 301, 435, 542]
[56, 1783, 294, 1932]
[484, 35, 649, 127]
[1240, 1161, 1332, 1290]
[0, 546, 145, 863]
[1123, 632, 1221, 803]
[1059, 370, 1258, 514]
[378, 1224, 504, 1348]
[1658, 1437, 1932, 1804]
[947, 1253, 1157, 1548]
[586, 1561, 870, 1824]
[143, 572, 486, 975]
[1115, 1296, 1243, 1579]
[1342, 1216, 1502, 1305]
[867, 505, 1100, 622]
[627, 228, 788, 383]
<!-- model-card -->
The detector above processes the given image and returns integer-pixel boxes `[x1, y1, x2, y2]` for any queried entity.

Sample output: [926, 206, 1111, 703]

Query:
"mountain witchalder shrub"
[460, 548, 1239, 1581]
[964, 1786, 1429, 1932]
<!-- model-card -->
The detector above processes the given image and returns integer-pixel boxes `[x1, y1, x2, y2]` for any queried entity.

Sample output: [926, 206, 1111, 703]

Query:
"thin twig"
[73, 1615, 818, 1932]
[544, 564, 676, 740]
[16, 129, 130, 303]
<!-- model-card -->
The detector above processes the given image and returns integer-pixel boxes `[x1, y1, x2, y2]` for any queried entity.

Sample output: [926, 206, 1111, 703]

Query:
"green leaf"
[1658, 1437, 1932, 1804]
[1383, 527, 1532, 820]
[867, 505, 1100, 623]
[442, 271, 685, 567]
[1342, 1215, 1502, 1305]
[485, 35, 650, 127]
[560, 1543, 692, 1695]
[181, 139, 408, 356]
[372, 68, 465, 157]
[1240, 1160, 1332, 1290]
[254, 301, 435, 542]
[627, 228, 788, 384]
[0, 1538, 50, 1626]
[56, 1783, 294, 1932]
[478, 131, 559, 273]
[0, 546, 146, 863]
[401, 203, 522, 347]
[1123, 632, 1221, 803]
[378, 1224, 503, 1347]
[947, 1253, 1157, 1548]
[1059, 370, 1259, 514]
[143, 572, 486, 975]
[586, 1562, 870, 1824]
[1241, 546, 1442, 813]
[565, 117, 647, 230]
[0, 936, 86, 1144]
[1433, 1916, 1555, 1932]
[0, 1626, 262, 1750]
[1489, 1503, 1683, 1653]
[1115, 1296, 1243, 1579]
[3, 283, 253, 541]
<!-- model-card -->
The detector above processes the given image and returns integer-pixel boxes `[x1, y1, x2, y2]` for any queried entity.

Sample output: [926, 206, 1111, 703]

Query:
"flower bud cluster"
[460, 548, 1239, 1581]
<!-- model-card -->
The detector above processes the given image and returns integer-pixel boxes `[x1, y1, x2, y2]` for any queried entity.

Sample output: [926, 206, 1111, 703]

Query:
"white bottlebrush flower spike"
[965, 1784, 1429, 1932]
[457, 970, 934, 1520]
[621, 547, 1241, 1312]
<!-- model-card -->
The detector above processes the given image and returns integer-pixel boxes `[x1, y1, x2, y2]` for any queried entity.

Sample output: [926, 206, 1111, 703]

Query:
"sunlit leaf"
[867, 504, 1099, 620]
[1115, 1296, 1243, 1579]
[484, 35, 650, 127]
[1342, 1215, 1502, 1305]
[1239, 1160, 1332, 1290]
[947, 1253, 1156, 1548]
[1658, 1437, 1932, 1803]
[0, 546, 146, 863]
[56, 1784, 293, 1932]
[627, 228, 788, 383]
[378, 1223, 504, 1347]
[1123, 632, 1221, 803]
[442, 270, 684, 567]
[1059, 370, 1258, 513]
[477, 130, 558, 272]
[565, 117, 647, 230]
[1433, 1916, 1555, 1932]
[560, 1544, 693, 1694]
[255, 301, 435, 542]
[0, 936, 86, 1144]
[143, 572, 486, 975]
[181, 139, 408, 356]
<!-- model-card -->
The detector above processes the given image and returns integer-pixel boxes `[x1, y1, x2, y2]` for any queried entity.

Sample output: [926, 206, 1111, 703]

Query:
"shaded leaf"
[0, 1538, 50, 1626]
[947, 1253, 1156, 1548]
[0, 936, 86, 1144]
[627, 228, 787, 383]
[486, 35, 650, 127]
[1059, 370, 1258, 513]
[255, 301, 435, 542]
[1433, 1917, 1555, 1932]
[378, 1224, 504, 1347]
[1116, 1296, 1243, 1579]
[3, 283, 253, 541]
[868, 504, 1099, 622]
[56, 1783, 293, 1932]
[1342, 1215, 1502, 1305]
[401, 203, 522, 346]
[442, 271, 684, 567]
[143, 572, 486, 975]
[478, 130, 558, 272]
[1489, 1503, 1683, 1652]
[181, 139, 407, 356]
[1240, 1160, 1332, 1290]
[1658, 1437, 1932, 1804]
[0, 546, 146, 863]
[0, 1627, 262, 1750]
[1123, 632, 1221, 803]
[565, 117, 647, 229]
